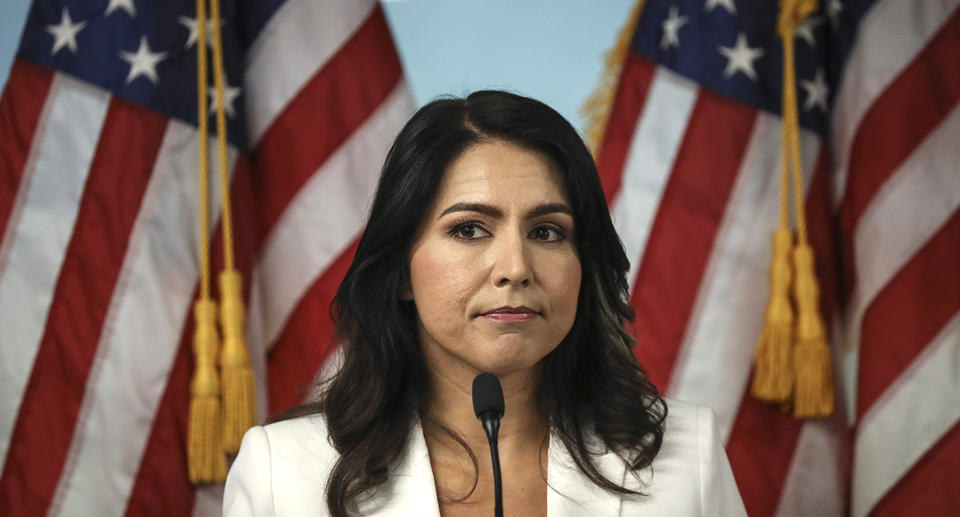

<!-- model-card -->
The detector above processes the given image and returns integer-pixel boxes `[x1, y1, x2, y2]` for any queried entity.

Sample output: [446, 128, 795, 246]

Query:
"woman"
[223, 91, 746, 516]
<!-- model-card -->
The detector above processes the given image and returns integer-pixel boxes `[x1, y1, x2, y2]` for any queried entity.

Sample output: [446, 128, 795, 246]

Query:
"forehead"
[434, 140, 569, 208]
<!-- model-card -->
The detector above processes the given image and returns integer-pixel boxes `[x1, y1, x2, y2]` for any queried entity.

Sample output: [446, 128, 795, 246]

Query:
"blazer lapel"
[547, 431, 625, 517]
[356, 422, 442, 516]
[353, 423, 626, 516]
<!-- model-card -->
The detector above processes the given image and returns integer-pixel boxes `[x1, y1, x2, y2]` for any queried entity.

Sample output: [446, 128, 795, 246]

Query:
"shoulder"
[223, 415, 338, 517]
[620, 398, 746, 516]
[261, 414, 338, 464]
[660, 397, 715, 455]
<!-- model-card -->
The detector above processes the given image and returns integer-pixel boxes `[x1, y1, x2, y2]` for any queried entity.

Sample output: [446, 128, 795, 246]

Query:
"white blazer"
[223, 398, 746, 516]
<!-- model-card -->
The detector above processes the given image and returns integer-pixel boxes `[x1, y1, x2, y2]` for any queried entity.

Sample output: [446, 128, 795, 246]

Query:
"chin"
[474, 341, 547, 375]
[477, 359, 531, 375]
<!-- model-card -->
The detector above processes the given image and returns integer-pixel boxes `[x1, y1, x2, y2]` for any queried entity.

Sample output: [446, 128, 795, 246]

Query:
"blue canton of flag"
[17, 0, 248, 150]
[632, 0, 882, 138]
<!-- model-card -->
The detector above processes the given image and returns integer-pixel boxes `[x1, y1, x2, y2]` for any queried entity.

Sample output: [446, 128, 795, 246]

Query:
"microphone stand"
[473, 373, 505, 517]
[480, 414, 503, 517]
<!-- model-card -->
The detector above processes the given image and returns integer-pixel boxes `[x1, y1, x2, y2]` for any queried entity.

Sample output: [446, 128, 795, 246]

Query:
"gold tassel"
[219, 270, 255, 453]
[187, 300, 227, 483]
[186, 0, 228, 483]
[792, 244, 833, 417]
[756, 0, 834, 419]
[751, 227, 794, 402]
[206, 0, 256, 454]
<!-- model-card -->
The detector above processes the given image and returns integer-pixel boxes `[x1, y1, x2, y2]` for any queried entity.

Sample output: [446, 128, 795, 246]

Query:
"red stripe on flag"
[838, 9, 960, 306]
[252, 4, 402, 239]
[267, 239, 358, 418]
[629, 89, 755, 390]
[595, 53, 656, 203]
[856, 208, 960, 420]
[123, 302, 195, 517]
[840, 8, 960, 235]
[0, 98, 166, 517]
[867, 421, 960, 517]
[0, 59, 53, 239]
[124, 158, 257, 516]
[726, 397, 803, 517]
[726, 151, 841, 517]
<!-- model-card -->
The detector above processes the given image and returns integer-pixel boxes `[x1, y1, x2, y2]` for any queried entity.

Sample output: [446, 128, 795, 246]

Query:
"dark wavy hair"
[295, 90, 666, 516]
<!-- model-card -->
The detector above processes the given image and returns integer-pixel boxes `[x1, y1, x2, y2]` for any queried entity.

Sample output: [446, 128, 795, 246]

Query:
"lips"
[481, 306, 539, 322]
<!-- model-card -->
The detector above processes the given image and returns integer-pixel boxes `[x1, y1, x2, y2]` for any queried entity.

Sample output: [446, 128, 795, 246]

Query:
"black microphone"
[472, 373, 504, 517]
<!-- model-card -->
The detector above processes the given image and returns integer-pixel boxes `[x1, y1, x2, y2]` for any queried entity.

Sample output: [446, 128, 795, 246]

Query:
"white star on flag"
[704, 0, 736, 14]
[46, 8, 86, 55]
[795, 16, 823, 47]
[119, 36, 167, 84]
[718, 32, 764, 80]
[660, 7, 689, 50]
[800, 68, 829, 112]
[208, 84, 242, 118]
[105, 0, 136, 17]
[178, 16, 225, 49]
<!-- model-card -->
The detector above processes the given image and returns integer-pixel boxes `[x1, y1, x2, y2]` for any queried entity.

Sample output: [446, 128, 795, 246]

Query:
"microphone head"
[472, 373, 505, 420]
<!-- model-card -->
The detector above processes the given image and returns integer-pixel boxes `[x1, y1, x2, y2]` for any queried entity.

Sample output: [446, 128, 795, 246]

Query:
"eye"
[529, 224, 566, 242]
[448, 222, 491, 240]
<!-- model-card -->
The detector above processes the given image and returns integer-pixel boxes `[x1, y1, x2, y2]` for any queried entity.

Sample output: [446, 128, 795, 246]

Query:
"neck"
[422, 364, 548, 457]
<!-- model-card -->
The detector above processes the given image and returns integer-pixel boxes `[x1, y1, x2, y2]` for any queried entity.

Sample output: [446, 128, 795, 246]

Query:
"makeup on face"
[408, 140, 581, 378]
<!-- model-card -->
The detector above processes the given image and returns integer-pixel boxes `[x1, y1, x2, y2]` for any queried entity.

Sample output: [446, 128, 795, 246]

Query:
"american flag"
[597, 0, 960, 515]
[0, 0, 412, 515]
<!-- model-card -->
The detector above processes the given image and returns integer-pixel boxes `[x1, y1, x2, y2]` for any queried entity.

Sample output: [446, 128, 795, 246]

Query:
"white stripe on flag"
[192, 484, 224, 517]
[830, 0, 960, 205]
[609, 66, 697, 289]
[852, 311, 960, 517]
[246, 82, 414, 394]
[243, 0, 376, 145]
[774, 415, 847, 516]
[49, 122, 236, 516]
[668, 113, 819, 437]
[0, 75, 109, 467]
[775, 312, 849, 517]
[841, 103, 960, 416]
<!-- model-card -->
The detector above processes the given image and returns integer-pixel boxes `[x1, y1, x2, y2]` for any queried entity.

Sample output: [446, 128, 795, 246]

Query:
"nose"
[491, 231, 531, 288]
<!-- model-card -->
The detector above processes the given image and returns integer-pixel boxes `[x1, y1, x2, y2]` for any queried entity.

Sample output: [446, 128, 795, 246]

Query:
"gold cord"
[778, 8, 809, 245]
[196, 0, 211, 300]
[760, 0, 833, 418]
[753, 0, 834, 416]
[187, 0, 226, 484]
[208, 0, 256, 453]
[209, 0, 235, 271]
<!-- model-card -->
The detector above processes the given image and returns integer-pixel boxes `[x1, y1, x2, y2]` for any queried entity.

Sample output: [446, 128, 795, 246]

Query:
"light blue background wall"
[0, 0, 636, 133]
[0, 0, 32, 84]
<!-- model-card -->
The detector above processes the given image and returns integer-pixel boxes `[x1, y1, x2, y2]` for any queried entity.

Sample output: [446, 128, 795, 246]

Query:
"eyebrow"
[438, 202, 573, 219]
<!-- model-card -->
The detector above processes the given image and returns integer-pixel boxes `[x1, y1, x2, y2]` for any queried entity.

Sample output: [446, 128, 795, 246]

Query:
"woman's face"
[408, 140, 582, 379]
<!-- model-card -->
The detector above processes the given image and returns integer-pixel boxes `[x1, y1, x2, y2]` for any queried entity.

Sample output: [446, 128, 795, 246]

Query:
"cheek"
[409, 244, 477, 319]
[546, 256, 582, 315]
